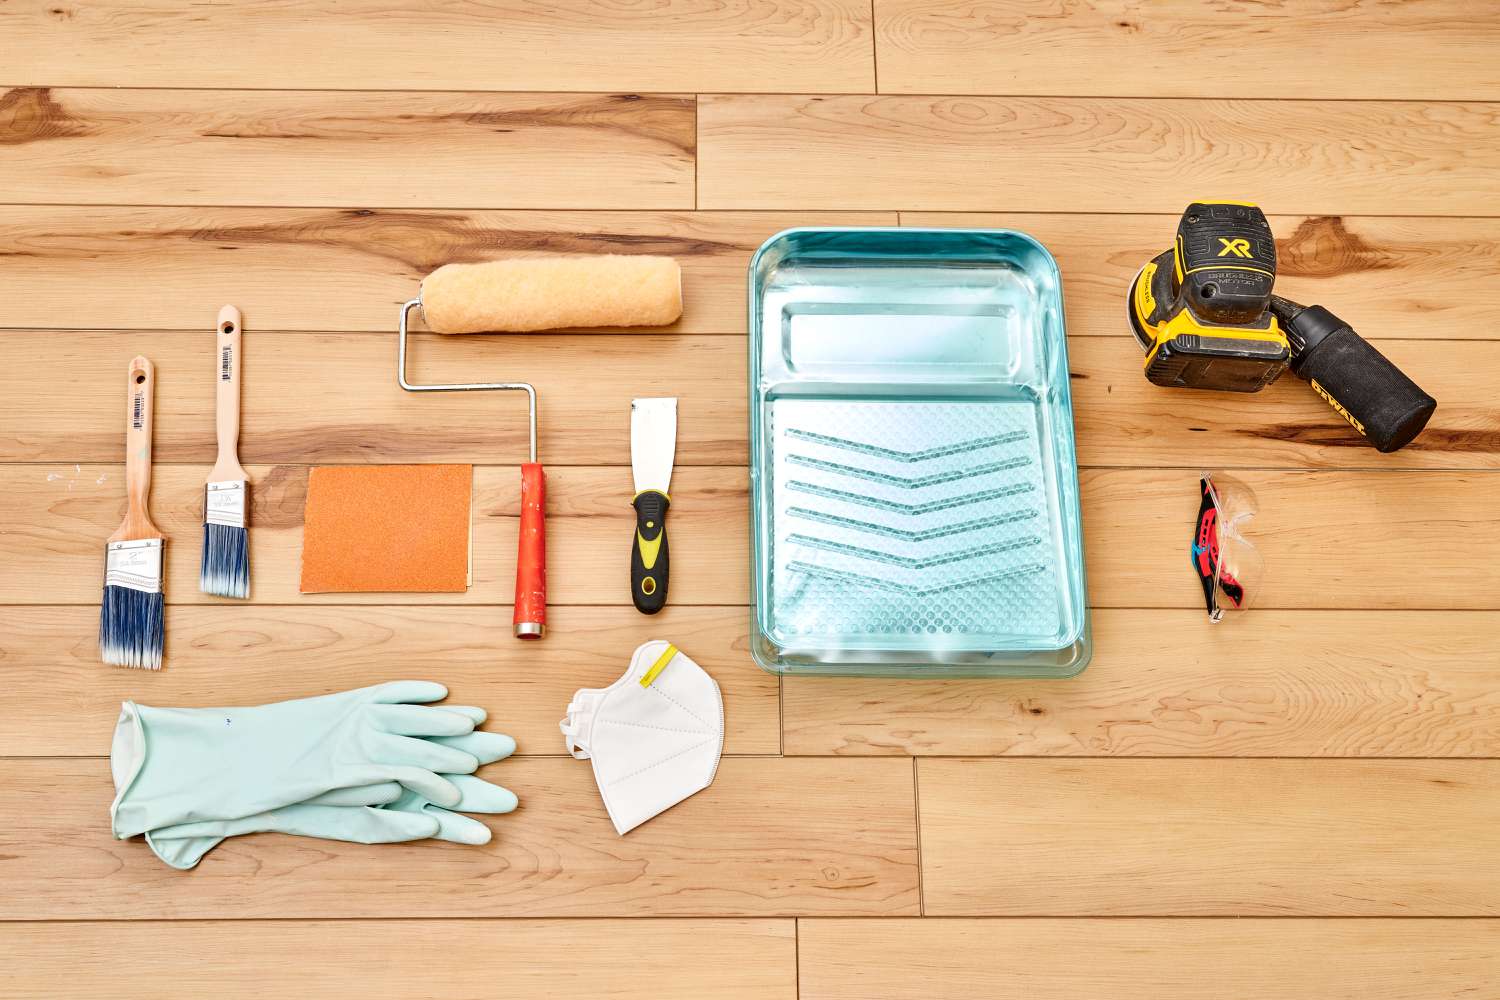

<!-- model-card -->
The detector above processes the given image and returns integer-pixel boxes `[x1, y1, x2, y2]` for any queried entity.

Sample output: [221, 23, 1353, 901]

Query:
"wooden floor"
[3, 2, 1499, 997]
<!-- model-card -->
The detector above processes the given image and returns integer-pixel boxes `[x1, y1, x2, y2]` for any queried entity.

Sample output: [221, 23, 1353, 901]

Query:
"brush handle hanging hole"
[135, 373, 146, 384]
[221, 323, 235, 335]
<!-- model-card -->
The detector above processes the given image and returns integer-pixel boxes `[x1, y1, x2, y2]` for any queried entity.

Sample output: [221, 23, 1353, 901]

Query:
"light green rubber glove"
[144, 725, 518, 870]
[111, 681, 485, 841]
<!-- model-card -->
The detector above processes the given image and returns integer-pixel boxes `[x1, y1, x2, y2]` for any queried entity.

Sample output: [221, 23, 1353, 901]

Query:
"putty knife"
[630, 397, 677, 614]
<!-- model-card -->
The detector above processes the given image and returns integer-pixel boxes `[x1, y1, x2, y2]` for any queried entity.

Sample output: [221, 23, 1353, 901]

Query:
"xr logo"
[1217, 237, 1253, 258]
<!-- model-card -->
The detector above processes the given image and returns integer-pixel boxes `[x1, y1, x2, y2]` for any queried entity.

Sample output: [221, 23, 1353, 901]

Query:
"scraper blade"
[631, 397, 677, 495]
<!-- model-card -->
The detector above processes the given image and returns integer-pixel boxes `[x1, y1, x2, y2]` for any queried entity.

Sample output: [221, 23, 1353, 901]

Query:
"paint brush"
[200, 305, 250, 598]
[100, 355, 165, 669]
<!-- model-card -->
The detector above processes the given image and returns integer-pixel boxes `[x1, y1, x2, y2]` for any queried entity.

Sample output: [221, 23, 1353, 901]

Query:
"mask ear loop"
[561, 690, 608, 759]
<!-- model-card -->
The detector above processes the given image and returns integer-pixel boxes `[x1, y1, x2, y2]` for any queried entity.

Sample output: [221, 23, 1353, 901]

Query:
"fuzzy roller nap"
[396, 253, 684, 641]
[419, 255, 682, 333]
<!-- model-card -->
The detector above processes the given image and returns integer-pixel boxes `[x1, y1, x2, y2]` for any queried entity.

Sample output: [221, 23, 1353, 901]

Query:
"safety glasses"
[1191, 472, 1263, 622]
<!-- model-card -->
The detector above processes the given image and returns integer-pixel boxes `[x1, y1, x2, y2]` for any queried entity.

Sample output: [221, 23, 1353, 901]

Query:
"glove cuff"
[108, 701, 149, 839]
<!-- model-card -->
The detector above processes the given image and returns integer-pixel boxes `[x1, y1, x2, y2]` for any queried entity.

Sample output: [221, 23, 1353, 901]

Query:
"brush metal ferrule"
[205, 480, 247, 528]
[105, 538, 164, 593]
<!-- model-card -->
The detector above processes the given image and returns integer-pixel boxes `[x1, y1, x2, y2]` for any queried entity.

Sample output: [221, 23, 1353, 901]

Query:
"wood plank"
[0, 757, 919, 918]
[783, 609, 1500, 756]
[918, 759, 1500, 916]
[5, 465, 1495, 610]
[799, 918, 1499, 1000]
[698, 95, 1500, 215]
[0, 206, 893, 333]
[0, 88, 694, 208]
[3, 918, 795, 1000]
[5, 209, 1484, 342]
[0, 605, 776, 757]
[4, 331, 1494, 470]
[3, 0, 872, 94]
[902, 212, 1500, 344]
[1066, 338, 1499, 470]
[3, 918, 796, 1000]
[874, 0, 1500, 101]
[0, 331, 748, 466]
[1080, 469, 1500, 611]
[0, 464, 749, 606]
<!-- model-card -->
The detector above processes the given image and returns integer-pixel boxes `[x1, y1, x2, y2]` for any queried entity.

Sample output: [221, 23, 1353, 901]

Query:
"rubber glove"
[111, 681, 484, 841]
[143, 725, 518, 870]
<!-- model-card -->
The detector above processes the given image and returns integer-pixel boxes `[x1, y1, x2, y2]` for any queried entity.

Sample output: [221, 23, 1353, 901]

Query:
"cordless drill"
[1128, 202, 1436, 452]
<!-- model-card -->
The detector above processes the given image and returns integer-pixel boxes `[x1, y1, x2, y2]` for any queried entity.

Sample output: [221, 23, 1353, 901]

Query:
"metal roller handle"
[397, 298, 537, 462]
[397, 298, 545, 639]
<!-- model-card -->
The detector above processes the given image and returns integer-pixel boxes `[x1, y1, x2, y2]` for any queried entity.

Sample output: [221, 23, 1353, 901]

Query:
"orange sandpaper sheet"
[300, 464, 472, 593]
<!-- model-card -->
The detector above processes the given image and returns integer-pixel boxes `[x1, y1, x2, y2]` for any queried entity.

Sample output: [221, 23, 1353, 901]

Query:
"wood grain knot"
[0, 88, 93, 146]
[1280, 217, 1400, 278]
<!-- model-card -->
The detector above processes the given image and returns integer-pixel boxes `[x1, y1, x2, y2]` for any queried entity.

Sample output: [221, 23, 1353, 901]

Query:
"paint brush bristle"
[100, 537, 165, 669]
[201, 480, 249, 598]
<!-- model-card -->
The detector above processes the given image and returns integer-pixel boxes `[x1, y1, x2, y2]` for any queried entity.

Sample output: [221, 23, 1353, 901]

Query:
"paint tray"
[749, 228, 1090, 677]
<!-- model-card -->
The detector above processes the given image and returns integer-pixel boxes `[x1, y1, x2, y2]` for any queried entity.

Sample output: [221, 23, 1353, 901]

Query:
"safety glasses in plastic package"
[1191, 472, 1263, 623]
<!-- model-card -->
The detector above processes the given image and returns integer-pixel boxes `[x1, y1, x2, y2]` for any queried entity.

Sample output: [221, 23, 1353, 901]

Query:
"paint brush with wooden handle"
[200, 305, 250, 598]
[100, 355, 165, 669]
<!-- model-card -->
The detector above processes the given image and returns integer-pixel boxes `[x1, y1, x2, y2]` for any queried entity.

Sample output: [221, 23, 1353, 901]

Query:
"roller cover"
[419, 255, 682, 333]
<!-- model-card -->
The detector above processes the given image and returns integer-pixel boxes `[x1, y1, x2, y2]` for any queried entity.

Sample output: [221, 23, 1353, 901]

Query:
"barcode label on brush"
[105, 538, 163, 593]
[132, 391, 145, 430]
[206, 480, 247, 527]
[221, 346, 233, 381]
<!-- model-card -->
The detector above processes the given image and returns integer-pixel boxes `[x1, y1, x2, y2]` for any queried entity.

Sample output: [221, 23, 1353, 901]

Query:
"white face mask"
[561, 640, 723, 835]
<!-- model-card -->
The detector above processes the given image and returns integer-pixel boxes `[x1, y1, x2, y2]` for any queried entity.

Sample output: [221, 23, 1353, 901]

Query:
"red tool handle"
[513, 462, 546, 639]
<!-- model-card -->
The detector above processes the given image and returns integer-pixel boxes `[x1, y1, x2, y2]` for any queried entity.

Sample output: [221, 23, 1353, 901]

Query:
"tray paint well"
[749, 228, 1090, 678]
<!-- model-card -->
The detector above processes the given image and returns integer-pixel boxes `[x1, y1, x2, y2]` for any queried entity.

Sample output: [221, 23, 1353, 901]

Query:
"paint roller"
[396, 254, 684, 639]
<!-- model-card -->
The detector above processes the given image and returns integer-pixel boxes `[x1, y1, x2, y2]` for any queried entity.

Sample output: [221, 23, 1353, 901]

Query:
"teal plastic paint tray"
[748, 228, 1090, 678]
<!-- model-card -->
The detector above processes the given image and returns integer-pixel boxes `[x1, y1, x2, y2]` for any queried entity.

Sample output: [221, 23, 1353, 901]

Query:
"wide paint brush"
[100, 355, 165, 668]
[200, 305, 250, 598]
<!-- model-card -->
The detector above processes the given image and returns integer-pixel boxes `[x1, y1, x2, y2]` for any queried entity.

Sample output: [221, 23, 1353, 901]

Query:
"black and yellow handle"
[630, 490, 670, 614]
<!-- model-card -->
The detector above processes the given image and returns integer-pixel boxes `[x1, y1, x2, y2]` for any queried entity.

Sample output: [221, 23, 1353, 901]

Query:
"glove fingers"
[375, 732, 480, 775]
[366, 680, 449, 705]
[273, 804, 441, 844]
[370, 703, 477, 738]
[354, 764, 463, 808]
[419, 805, 495, 846]
[302, 782, 403, 807]
[436, 704, 487, 725]
[446, 774, 519, 814]
[431, 730, 516, 766]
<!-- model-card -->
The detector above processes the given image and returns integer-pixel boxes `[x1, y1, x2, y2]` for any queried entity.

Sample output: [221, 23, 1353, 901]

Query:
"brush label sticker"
[206, 480, 247, 528]
[106, 538, 163, 593]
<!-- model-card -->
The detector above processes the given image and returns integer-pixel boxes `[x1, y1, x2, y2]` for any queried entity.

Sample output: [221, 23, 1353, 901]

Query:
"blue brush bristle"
[100, 585, 165, 669]
[200, 523, 250, 599]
